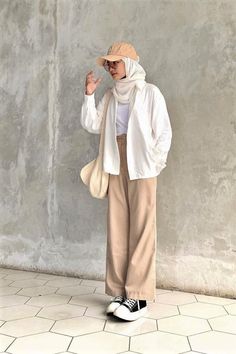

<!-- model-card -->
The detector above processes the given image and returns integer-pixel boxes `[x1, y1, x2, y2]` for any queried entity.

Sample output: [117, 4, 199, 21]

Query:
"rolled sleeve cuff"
[84, 92, 95, 105]
[154, 148, 168, 170]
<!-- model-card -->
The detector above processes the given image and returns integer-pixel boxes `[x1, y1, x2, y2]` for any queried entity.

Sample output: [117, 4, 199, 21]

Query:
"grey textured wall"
[0, 0, 236, 298]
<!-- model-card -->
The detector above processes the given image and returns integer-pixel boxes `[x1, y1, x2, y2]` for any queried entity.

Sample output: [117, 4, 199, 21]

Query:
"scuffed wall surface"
[0, 0, 236, 297]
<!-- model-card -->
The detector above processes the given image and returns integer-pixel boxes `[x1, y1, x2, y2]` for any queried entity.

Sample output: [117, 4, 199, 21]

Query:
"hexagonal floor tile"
[144, 302, 179, 319]
[56, 285, 96, 296]
[17, 285, 58, 297]
[130, 330, 190, 353]
[85, 304, 112, 320]
[1, 266, 236, 354]
[0, 268, 17, 273]
[69, 331, 129, 354]
[116, 352, 144, 354]
[0, 333, 15, 352]
[0, 286, 21, 296]
[94, 285, 106, 295]
[44, 275, 81, 282]
[0, 268, 8, 273]
[69, 293, 111, 307]
[9, 279, 47, 288]
[189, 330, 236, 354]
[224, 303, 236, 315]
[105, 316, 157, 336]
[0, 317, 54, 337]
[180, 352, 203, 354]
[156, 291, 197, 305]
[3, 273, 37, 281]
[209, 315, 236, 334]
[195, 293, 236, 305]
[0, 304, 39, 321]
[80, 279, 105, 287]
[156, 288, 172, 295]
[0, 272, 8, 277]
[179, 302, 227, 319]
[158, 314, 210, 336]
[6, 332, 71, 354]
[0, 295, 29, 308]
[45, 278, 81, 288]
[51, 315, 104, 336]
[37, 303, 86, 320]
[0, 279, 13, 287]
[26, 294, 70, 307]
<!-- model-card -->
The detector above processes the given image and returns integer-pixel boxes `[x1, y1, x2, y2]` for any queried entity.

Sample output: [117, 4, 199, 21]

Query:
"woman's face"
[107, 59, 126, 80]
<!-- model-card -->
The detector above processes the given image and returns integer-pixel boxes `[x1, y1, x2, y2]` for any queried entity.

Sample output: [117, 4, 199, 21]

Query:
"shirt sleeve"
[80, 90, 108, 134]
[150, 87, 172, 171]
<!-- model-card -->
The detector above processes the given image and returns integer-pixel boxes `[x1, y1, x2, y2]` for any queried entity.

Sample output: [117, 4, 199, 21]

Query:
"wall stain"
[47, 0, 59, 243]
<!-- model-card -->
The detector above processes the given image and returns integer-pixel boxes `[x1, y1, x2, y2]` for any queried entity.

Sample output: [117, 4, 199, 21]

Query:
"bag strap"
[98, 89, 112, 157]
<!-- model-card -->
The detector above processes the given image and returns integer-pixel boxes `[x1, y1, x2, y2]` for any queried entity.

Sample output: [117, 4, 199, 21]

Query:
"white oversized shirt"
[80, 82, 172, 180]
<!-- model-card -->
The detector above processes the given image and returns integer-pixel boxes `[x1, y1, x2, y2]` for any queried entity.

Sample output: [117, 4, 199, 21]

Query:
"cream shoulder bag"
[80, 89, 112, 199]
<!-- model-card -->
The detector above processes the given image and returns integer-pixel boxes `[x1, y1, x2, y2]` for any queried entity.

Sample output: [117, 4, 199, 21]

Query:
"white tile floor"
[0, 267, 236, 354]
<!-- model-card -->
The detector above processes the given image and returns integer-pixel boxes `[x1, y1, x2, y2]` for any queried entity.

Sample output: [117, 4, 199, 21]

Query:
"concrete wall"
[0, 0, 236, 298]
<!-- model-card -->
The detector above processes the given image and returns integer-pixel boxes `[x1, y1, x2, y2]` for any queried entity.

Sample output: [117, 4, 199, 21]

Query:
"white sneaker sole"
[113, 305, 148, 321]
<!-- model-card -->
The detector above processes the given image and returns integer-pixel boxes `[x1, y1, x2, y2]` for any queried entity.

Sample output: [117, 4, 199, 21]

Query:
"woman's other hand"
[85, 71, 102, 95]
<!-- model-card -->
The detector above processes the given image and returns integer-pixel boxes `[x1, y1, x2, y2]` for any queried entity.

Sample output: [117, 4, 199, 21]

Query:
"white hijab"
[103, 56, 147, 174]
[111, 56, 147, 105]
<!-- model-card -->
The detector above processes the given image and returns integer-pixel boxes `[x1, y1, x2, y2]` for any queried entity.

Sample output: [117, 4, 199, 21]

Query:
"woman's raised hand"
[85, 71, 102, 95]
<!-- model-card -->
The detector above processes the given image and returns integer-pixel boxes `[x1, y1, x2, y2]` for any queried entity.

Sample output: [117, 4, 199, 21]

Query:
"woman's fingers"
[87, 71, 102, 84]
[86, 71, 94, 81]
[95, 77, 102, 84]
[85, 71, 102, 95]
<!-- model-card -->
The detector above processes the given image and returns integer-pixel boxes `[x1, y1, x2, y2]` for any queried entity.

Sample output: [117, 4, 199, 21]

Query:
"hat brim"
[96, 55, 125, 66]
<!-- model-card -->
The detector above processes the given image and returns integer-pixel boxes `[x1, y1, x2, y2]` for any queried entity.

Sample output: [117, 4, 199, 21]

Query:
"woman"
[81, 41, 172, 321]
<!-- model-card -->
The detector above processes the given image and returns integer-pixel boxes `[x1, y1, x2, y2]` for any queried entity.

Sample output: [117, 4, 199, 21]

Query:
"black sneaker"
[113, 297, 147, 321]
[106, 295, 125, 315]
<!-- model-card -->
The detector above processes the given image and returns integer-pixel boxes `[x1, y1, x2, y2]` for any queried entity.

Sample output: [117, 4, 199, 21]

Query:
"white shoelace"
[112, 295, 124, 302]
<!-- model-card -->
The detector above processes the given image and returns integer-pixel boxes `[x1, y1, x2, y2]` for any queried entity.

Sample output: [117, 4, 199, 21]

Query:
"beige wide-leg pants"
[105, 133, 157, 302]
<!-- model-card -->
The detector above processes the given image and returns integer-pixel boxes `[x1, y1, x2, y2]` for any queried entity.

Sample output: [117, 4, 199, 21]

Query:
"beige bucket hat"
[96, 41, 139, 67]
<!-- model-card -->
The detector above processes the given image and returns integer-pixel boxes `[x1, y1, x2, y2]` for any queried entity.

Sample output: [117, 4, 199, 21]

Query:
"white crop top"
[116, 102, 130, 136]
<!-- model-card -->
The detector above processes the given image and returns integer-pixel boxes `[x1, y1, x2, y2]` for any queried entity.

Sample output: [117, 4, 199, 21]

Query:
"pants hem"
[105, 285, 157, 302]
[105, 286, 126, 298]
[125, 291, 157, 302]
